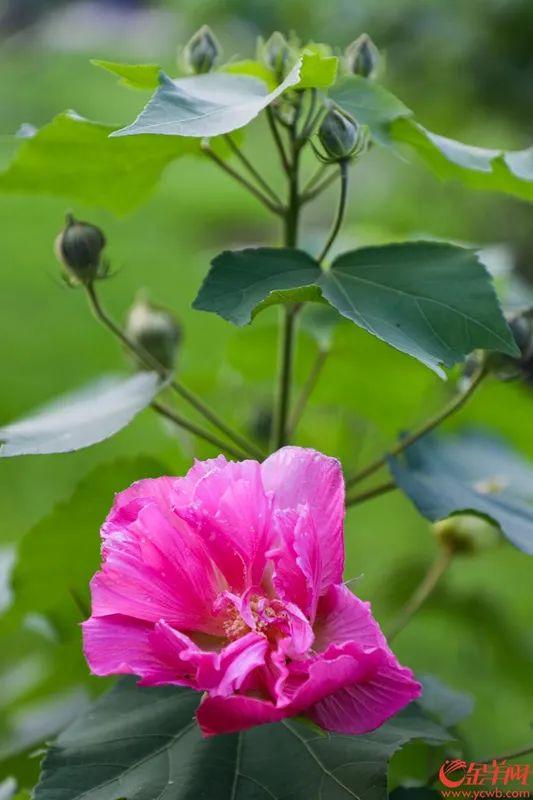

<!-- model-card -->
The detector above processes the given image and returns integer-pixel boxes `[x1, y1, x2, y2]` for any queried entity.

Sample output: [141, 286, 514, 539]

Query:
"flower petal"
[313, 584, 387, 652]
[176, 459, 272, 591]
[309, 653, 422, 734]
[261, 447, 344, 591]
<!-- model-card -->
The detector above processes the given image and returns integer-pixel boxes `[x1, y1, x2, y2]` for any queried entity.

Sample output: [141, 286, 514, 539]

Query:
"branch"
[288, 348, 329, 436]
[301, 168, 340, 204]
[84, 284, 265, 460]
[266, 106, 290, 173]
[151, 401, 249, 460]
[386, 547, 454, 642]
[223, 134, 283, 205]
[346, 366, 488, 489]
[346, 480, 397, 508]
[202, 144, 284, 215]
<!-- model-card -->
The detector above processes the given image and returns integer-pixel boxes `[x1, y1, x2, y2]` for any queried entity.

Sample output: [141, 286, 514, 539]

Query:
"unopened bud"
[486, 309, 533, 382]
[125, 293, 182, 373]
[433, 513, 500, 555]
[54, 214, 106, 286]
[318, 108, 360, 161]
[183, 25, 220, 74]
[345, 33, 380, 78]
[258, 32, 294, 81]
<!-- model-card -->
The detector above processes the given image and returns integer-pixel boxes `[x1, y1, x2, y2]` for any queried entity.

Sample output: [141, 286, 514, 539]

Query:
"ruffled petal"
[176, 459, 272, 591]
[197, 693, 285, 736]
[313, 584, 387, 652]
[270, 506, 322, 621]
[82, 614, 196, 686]
[261, 447, 344, 591]
[92, 486, 225, 634]
[308, 653, 422, 734]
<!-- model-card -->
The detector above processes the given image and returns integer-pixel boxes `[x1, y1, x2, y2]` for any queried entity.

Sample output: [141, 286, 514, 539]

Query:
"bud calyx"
[54, 214, 107, 286]
[183, 25, 220, 74]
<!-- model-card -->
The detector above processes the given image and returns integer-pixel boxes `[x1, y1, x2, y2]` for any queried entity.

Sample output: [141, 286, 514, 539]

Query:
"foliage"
[0, 15, 532, 800]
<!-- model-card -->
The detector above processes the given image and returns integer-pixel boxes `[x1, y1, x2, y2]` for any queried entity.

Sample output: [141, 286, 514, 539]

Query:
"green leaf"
[193, 248, 322, 325]
[0, 373, 162, 457]
[329, 75, 410, 140]
[10, 457, 169, 627]
[418, 675, 474, 728]
[221, 59, 277, 90]
[330, 76, 533, 202]
[0, 111, 198, 215]
[91, 60, 161, 90]
[392, 118, 533, 203]
[320, 242, 518, 377]
[112, 60, 302, 139]
[389, 431, 533, 554]
[34, 678, 452, 800]
[193, 243, 517, 375]
[298, 49, 338, 89]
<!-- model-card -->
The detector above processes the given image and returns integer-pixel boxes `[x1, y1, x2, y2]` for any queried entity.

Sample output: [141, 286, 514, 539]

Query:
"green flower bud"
[54, 214, 106, 286]
[183, 25, 220, 75]
[345, 33, 380, 78]
[125, 293, 182, 373]
[486, 309, 533, 381]
[318, 108, 359, 161]
[258, 32, 294, 81]
[433, 513, 500, 555]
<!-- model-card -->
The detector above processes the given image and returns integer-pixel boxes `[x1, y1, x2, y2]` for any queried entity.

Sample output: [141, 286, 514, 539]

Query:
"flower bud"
[258, 32, 294, 81]
[485, 309, 533, 382]
[54, 214, 106, 286]
[318, 108, 359, 161]
[125, 293, 182, 373]
[345, 33, 380, 78]
[183, 25, 220, 74]
[433, 513, 500, 555]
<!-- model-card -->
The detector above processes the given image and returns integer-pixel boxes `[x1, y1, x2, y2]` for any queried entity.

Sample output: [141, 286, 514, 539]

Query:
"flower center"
[219, 592, 289, 643]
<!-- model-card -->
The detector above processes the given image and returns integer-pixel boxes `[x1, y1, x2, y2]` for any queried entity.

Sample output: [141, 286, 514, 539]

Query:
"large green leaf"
[0, 112, 198, 214]
[0, 373, 162, 457]
[320, 242, 518, 377]
[193, 244, 517, 376]
[418, 675, 474, 728]
[193, 248, 322, 325]
[112, 60, 302, 139]
[9, 457, 169, 627]
[330, 76, 533, 202]
[34, 678, 452, 800]
[389, 431, 533, 554]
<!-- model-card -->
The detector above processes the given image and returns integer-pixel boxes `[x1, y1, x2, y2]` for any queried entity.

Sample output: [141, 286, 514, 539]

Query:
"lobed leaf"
[112, 60, 302, 138]
[34, 678, 452, 800]
[193, 247, 322, 325]
[330, 76, 533, 201]
[193, 243, 517, 376]
[389, 430, 533, 553]
[320, 242, 518, 377]
[0, 372, 162, 457]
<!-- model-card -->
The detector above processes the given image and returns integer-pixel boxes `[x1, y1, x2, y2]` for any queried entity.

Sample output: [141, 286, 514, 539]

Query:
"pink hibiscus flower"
[83, 447, 420, 736]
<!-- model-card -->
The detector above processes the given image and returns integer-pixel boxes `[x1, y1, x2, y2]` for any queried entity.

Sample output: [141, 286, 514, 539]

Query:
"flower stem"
[301, 169, 340, 204]
[151, 401, 249, 460]
[346, 480, 397, 508]
[318, 160, 349, 263]
[84, 283, 264, 460]
[386, 547, 454, 642]
[266, 106, 290, 173]
[223, 134, 282, 205]
[288, 348, 329, 436]
[202, 144, 284, 215]
[272, 101, 302, 449]
[345, 365, 488, 489]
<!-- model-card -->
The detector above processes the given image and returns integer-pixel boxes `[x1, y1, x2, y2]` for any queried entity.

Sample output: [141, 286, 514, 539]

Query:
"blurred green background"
[1, 0, 532, 790]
